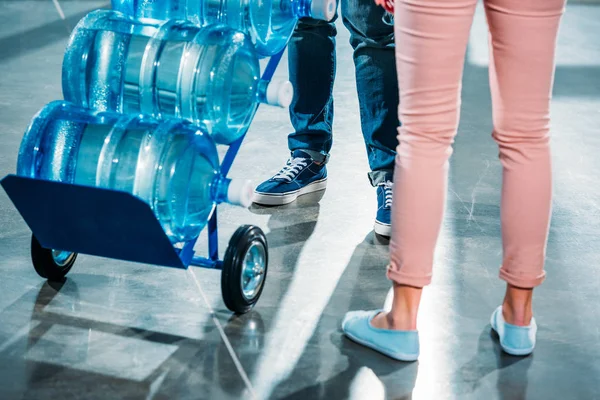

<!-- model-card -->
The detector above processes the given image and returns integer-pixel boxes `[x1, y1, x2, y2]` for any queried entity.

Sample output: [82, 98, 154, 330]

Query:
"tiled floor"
[0, 1, 599, 399]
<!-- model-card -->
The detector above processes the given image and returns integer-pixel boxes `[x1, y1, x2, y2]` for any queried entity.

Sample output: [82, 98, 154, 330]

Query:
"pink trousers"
[388, 0, 566, 288]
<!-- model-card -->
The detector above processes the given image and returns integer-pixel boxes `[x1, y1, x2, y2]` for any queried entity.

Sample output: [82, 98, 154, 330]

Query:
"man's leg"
[341, 0, 399, 236]
[288, 18, 338, 162]
[254, 17, 338, 206]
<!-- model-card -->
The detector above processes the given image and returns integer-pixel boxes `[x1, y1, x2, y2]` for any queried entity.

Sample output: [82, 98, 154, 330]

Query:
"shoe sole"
[374, 220, 391, 237]
[253, 178, 327, 206]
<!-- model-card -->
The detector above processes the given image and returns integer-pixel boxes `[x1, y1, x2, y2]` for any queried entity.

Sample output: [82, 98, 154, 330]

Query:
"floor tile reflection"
[25, 324, 179, 381]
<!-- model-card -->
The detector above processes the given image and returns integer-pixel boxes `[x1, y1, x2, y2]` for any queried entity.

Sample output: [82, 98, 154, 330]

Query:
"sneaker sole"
[374, 220, 391, 237]
[253, 178, 327, 206]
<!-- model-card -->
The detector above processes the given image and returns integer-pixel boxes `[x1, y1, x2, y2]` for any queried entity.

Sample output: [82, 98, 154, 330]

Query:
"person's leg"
[484, 0, 565, 325]
[342, 0, 477, 361]
[287, 17, 338, 162]
[373, 0, 478, 330]
[254, 17, 337, 206]
[341, 0, 398, 236]
[340, 0, 398, 181]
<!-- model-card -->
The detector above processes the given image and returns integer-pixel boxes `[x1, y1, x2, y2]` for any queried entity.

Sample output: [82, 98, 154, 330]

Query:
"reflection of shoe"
[374, 181, 392, 237]
[253, 150, 327, 206]
[490, 306, 537, 356]
[342, 310, 419, 362]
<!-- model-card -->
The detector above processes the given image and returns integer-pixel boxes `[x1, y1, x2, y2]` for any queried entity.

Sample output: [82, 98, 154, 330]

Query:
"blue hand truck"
[1, 50, 285, 315]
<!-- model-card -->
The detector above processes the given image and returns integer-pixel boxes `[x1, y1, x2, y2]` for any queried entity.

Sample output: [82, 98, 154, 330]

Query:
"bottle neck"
[211, 174, 230, 205]
[289, 0, 312, 18]
[211, 175, 252, 208]
[256, 80, 270, 105]
[256, 79, 293, 108]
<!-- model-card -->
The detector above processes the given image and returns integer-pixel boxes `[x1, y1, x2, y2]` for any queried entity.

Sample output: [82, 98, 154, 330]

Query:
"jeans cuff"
[294, 149, 330, 164]
[368, 170, 394, 186]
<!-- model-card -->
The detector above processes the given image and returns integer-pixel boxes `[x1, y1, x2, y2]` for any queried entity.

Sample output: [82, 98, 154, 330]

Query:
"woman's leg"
[485, 0, 565, 325]
[373, 0, 478, 330]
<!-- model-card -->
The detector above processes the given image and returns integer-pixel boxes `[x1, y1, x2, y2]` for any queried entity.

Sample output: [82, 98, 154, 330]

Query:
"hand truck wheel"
[31, 234, 77, 281]
[221, 225, 268, 314]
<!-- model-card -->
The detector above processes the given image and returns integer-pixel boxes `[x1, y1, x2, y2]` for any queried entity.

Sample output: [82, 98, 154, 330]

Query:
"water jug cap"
[266, 80, 294, 108]
[311, 0, 337, 21]
[227, 179, 254, 208]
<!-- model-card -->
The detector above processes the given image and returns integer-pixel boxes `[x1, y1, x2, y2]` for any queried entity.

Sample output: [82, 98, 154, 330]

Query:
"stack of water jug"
[16, 0, 336, 243]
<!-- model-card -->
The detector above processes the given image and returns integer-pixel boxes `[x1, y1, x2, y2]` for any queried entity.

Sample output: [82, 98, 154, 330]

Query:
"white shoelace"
[273, 157, 308, 182]
[380, 181, 393, 208]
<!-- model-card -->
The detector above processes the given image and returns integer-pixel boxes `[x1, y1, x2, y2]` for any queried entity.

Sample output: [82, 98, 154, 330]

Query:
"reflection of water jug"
[63, 10, 293, 145]
[17, 101, 253, 243]
[110, 0, 337, 57]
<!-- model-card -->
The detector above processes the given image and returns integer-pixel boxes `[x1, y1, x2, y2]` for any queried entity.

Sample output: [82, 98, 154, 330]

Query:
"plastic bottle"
[17, 101, 254, 243]
[62, 10, 293, 145]
[110, 0, 337, 57]
[111, 0, 188, 21]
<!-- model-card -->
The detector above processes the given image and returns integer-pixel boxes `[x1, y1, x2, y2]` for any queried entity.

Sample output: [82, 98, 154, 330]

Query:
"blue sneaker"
[374, 181, 393, 237]
[342, 310, 420, 361]
[490, 306, 537, 356]
[253, 150, 327, 206]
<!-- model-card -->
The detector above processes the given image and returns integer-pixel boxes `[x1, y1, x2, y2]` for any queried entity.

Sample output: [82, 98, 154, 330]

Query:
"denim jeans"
[287, 0, 399, 186]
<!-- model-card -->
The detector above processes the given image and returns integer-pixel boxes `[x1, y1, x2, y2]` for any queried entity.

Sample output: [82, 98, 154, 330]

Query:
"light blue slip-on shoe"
[490, 306, 537, 356]
[341, 310, 419, 362]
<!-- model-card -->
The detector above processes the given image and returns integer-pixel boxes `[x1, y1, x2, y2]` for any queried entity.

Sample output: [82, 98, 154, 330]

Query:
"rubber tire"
[31, 234, 77, 281]
[221, 225, 268, 314]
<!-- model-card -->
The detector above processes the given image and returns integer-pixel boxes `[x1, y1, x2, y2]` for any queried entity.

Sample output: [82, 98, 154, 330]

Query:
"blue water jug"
[112, 0, 188, 21]
[17, 101, 254, 243]
[110, 0, 337, 57]
[62, 10, 293, 145]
